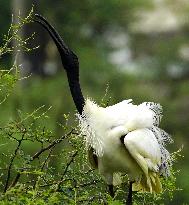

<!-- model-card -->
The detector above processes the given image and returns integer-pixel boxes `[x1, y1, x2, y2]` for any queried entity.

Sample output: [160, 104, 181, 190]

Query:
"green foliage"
[0, 8, 36, 57]
[0, 67, 18, 104]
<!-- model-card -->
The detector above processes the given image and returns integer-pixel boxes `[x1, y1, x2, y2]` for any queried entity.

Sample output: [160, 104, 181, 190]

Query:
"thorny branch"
[4, 135, 24, 192]
[0, 8, 37, 57]
[56, 150, 78, 192]
[40, 148, 54, 171]
[32, 134, 67, 160]
[8, 129, 74, 190]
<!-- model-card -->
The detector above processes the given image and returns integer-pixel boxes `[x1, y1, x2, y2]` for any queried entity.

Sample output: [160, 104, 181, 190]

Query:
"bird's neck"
[66, 71, 85, 115]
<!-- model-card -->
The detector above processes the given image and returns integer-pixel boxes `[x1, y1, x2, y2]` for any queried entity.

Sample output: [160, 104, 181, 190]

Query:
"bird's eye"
[120, 135, 126, 144]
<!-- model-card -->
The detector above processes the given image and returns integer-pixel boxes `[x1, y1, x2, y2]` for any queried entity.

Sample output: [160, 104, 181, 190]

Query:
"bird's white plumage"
[77, 98, 173, 192]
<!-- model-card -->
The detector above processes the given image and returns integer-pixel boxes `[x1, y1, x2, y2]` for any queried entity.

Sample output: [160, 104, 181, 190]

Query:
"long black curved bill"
[34, 14, 85, 114]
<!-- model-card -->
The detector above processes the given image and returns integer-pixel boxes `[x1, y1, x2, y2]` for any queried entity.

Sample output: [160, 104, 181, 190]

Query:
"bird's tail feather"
[132, 172, 162, 193]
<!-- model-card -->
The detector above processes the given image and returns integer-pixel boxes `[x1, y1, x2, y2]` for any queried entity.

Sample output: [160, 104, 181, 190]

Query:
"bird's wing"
[124, 128, 161, 176]
[104, 100, 162, 131]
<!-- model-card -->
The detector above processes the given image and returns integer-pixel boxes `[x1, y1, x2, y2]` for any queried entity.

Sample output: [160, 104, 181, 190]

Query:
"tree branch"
[56, 150, 78, 191]
[4, 137, 23, 192]
[9, 129, 74, 189]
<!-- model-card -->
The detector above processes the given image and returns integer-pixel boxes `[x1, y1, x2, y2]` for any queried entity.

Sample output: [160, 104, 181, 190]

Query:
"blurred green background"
[0, 0, 189, 204]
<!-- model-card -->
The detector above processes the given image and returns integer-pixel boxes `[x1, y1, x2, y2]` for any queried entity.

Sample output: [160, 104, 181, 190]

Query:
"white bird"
[78, 99, 172, 194]
[34, 14, 173, 204]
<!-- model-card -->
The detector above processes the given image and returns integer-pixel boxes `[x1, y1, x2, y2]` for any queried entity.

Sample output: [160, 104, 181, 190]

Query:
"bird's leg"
[108, 184, 114, 197]
[126, 181, 133, 205]
[104, 173, 114, 197]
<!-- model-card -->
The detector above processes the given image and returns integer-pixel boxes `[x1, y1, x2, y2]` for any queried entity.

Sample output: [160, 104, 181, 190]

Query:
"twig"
[56, 150, 78, 191]
[9, 129, 74, 189]
[77, 180, 100, 188]
[4, 137, 23, 192]
[32, 129, 73, 160]
[33, 148, 54, 189]
[40, 148, 53, 171]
